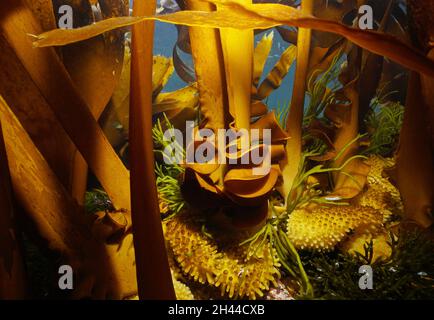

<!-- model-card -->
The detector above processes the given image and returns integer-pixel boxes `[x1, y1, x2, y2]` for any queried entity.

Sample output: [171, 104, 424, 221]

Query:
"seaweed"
[84, 189, 114, 214]
[304, 52, 343, 127]
[275, 100, 291, 130]
[364, 99, 404, 157]
[156, 164, 187, 220]
[239, 206, 314, 298]
[153, 115, 186, 219]
[302, 230, 434, 300]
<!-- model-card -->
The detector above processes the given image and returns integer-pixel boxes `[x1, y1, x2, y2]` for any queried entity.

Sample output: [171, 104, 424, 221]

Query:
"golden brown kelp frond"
[64, 0, 125, 204]
[129, 0, 175, 300]
[0, 95, 138, 299]
[325, 46, 370, 200]
[394, 72, 434, 228]
[357, 0, 395, 132]
[185, 0, 227, 131]
[0, 95, 81, 260]
[0, 111, 27, 299]
[31, 0, 127, 203]
[33, 1, 434, 77]
[254, 43, 297, 102]
[253, 31, 274, 89]
[102, 51, 198, 149]
[165, 214, 280, 299]
[280, 0, 314, 200]
[219, 0, 254, 130]
[0, 32, 81, 198]
[183, 117, 287, 220]
[152, 56, 176, 97]
[180, 3, 290, 226]
[0, 0, 131, 214]
[394, 0, 434, 228]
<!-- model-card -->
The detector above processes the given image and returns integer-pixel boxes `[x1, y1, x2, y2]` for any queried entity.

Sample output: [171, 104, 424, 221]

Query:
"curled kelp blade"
[255, 44, 297, 101]
[153, 83, 199, 114]
[250, 112, 290, 143]
[194, 171, 222, 194]
[34, 1, 434, 77]
[251, 101, 268, 117]
[253, 31, 274, 87]
[152, 55, 175, 98]
[225, 142, 285, 163]
[224, 165, 280, 200]
[101, 53, 173, 139]
[186, 160, 221, 176]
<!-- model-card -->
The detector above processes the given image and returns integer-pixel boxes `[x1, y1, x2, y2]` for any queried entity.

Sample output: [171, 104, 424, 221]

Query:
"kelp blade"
[33, 1, 434, 77]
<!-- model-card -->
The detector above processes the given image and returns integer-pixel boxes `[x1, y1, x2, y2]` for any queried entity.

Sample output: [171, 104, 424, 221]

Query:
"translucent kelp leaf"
[256, 44, 297, 100]
[34, 1, 434, 77]
[253, 31, 274, 87]
[153, 84, 199, 114]
[152, 56, 175, 97]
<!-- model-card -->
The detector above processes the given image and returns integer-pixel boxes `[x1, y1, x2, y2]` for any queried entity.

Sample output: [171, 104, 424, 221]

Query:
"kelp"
[357, 0, 395, 132]
[220, 0, 254, 130]
[254, 42, 297, 102]
[253, 31, 273, 89]
[0, 32, 81, 199]
[32, 0, 127, 204]
[101, 50, 199, 151]
[393, 0, 434, 228]
[128, 0, 175, 299]
[24, 0, 57, 31]
[0, 112, 27, 299]
[165, 3, 291, 224]
[1, 0, 432, 300]
[325, 45, 370, 200]
[185, 0, 228, 131]
[0, 94, 137, 299]
[30, 0, 434, 225]
[363, 101, 404, 157]
[0, 0, 131, 214]
[280, 0, 314, 199]
[394, 72, 434, 228]
[33, 0, 434, 77]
